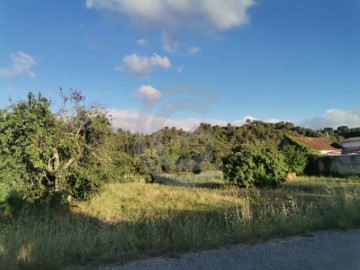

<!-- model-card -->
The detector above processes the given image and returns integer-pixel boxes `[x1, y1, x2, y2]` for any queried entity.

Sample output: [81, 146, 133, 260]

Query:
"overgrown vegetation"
[0, 91, 113, 204]
[112, 120, 355, 176]
[282, 144, 309, 175]
[1, 176, 360, 268]
[222, 143, 288, 188]
[1, 91, 360, 268]
[0, 90, 343, 206]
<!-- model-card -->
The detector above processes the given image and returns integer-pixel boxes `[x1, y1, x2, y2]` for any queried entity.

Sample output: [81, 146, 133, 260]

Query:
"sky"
[0, 0, 360, 133]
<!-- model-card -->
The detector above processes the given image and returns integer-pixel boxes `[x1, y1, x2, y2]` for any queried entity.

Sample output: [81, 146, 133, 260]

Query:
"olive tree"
[0, 91, 112, 202]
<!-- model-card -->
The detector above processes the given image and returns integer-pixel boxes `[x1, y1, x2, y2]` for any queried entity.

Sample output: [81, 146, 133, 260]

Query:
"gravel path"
[105, 229, 360, 270]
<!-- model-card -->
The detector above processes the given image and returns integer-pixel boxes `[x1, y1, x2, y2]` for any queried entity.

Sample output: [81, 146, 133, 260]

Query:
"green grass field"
[1, 174, 360, 269]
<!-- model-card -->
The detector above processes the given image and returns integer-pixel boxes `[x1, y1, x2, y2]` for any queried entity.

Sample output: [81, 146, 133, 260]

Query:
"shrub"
[135, 150, 162, 183]
[222, 143, 288, 188]
[282, 145, 308, 175]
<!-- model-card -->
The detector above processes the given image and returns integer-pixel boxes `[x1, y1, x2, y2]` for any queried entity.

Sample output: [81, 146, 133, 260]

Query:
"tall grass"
[1, 176, 360, 268]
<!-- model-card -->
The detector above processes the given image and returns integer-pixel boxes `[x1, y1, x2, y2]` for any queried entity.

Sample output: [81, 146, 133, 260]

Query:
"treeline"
[113, 120, 353, 175]
[0, 91, 358, 204]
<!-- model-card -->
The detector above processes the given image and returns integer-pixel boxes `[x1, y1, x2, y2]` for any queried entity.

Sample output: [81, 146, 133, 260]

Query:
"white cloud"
[119, 53, 171, 75]
[137, 38, 147, 46]
[105, 104, 360, 133]
[86, 0, 255, 34]
[135, 85, 162, 103]
[161, 31, 178, 52]
[189, 46, 201, 54]
[0, 51, 36, 78]
[161, 31, 201, 54]
[109, 109, 206, 133]
[108, 107, 360, 133]
[107, 109, 276, 134]
[300, 109, 360, 129]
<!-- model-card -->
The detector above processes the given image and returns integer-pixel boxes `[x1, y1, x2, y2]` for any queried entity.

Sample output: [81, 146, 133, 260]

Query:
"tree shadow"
[156, 175, 224, 189]
[0, 194, 241, 269]
[2, 179, 358, 269]
[0, 197, 128, 269]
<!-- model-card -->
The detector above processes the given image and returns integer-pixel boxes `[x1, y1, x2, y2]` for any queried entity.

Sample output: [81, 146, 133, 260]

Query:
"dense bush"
[134, 149, 162, 183]
[222, 143, 288, 188]
[0, 93, 61, 201]
[282, 144, 308, 175]
[0, 91, 113, 204]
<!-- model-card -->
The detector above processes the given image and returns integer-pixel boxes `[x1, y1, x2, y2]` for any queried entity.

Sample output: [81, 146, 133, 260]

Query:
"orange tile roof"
[290, 136, 341, 151]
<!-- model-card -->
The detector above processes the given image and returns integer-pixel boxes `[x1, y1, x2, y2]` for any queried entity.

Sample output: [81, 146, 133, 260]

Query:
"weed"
[1, 176, 360, 268]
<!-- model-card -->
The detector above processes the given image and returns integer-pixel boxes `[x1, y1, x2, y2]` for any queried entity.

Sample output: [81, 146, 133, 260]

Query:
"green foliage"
[120, 120, 336, 175]
[111, 119, 345, 176]
[192, 161, 214, 174]
[0, 91, 113, 204]
[222, 143, 288, 188]
[111, 151, 134, 177]
[51, 90, 114, 199]
[282, 145, 308, 175]
[0, 93, 60, 201]
[1, 90, 358, 205]
[135, 149, 162, 183]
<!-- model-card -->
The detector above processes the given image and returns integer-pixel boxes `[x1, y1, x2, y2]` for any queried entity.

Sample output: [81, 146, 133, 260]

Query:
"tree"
[282, 145, 308, 175]
[108, 132, 135, 177]
[55, 89, 113, 199]
[134, 149, 161, 183]
[222, 143, 288, 188]
[0, 92, 60, 201]
[0, 91, 113, 202]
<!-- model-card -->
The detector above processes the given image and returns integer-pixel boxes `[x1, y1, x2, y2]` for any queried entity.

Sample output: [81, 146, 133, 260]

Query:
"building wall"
[343, 141, 360, 148]
[316, 155, 360, 176]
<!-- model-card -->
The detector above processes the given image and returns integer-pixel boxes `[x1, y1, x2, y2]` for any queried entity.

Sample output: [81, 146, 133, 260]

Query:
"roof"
[289, 136, 341, 151]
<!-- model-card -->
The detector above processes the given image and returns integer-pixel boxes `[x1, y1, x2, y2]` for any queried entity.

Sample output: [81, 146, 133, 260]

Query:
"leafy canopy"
[222, 143, 288, 188]
[0, 91, 113, 203]
[282, 145, 308, 175]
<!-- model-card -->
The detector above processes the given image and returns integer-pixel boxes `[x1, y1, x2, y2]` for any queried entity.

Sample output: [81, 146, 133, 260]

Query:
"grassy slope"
[1, 176, 360, 268]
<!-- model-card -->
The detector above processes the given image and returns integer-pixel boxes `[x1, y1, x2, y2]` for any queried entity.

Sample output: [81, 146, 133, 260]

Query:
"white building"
[342, 137, 360, 155]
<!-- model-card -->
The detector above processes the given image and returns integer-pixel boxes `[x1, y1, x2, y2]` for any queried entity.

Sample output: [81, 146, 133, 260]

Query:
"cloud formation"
[300, 109, 360, 129]
[161, 31, 201, 54]
[119, 53, 171, 75]
[108, 107, 360, 134]
[0, 51, 36, 78]
[109, 109, 204, 133]
[86, 0, 255, 33]
[161, 31, 178, 52]
[135, 85, 163, 103]
[137, 38, 147, 46]
[108, 108, 264, 133]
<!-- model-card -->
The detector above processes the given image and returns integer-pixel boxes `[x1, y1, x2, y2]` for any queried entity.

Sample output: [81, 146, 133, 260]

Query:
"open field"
[1, 174, 360, 269]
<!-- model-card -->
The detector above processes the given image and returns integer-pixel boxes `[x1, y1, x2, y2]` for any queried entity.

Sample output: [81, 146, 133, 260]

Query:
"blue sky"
[1, 0, 359, 132]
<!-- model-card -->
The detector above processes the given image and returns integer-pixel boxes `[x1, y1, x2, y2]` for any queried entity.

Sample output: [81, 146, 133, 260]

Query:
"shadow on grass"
[0, 197, 130, 269]
[1, 180, 360, 269]
[156, 175, 225, 189]
[0, 196, 243, 269]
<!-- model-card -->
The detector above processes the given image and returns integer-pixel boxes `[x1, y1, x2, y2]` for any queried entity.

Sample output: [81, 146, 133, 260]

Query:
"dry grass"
[1, 175, 360, 268]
